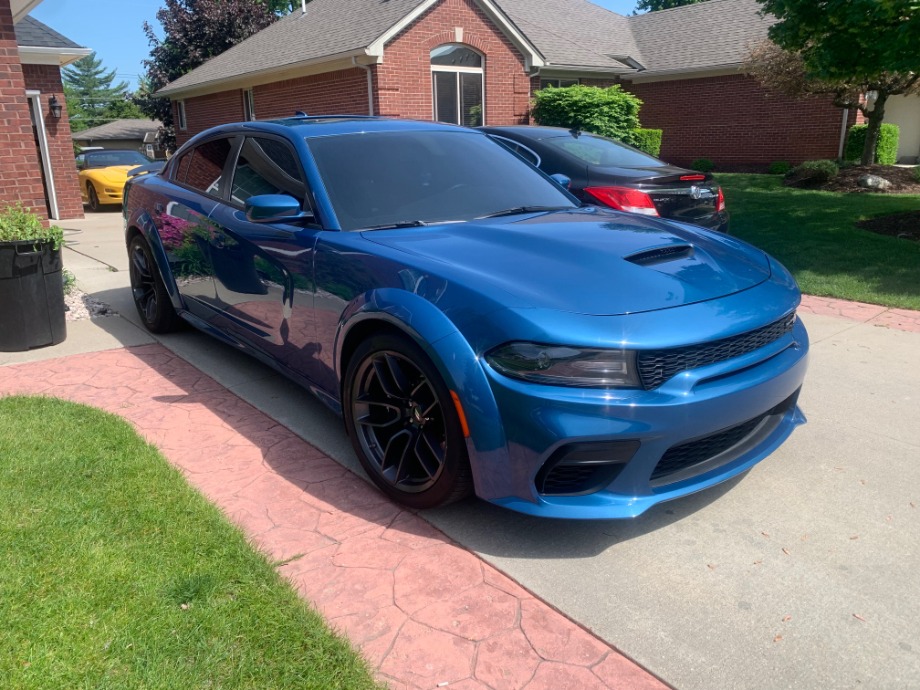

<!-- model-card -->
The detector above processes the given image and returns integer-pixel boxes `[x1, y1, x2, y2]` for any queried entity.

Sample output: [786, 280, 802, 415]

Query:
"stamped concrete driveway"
[41, 214, 920, 689]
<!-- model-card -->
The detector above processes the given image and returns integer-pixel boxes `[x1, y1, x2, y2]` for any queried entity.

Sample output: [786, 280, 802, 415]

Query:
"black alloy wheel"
[87, 184, 101, 212]
[128, 235, 182, 333]
[344, 334, 473, 509]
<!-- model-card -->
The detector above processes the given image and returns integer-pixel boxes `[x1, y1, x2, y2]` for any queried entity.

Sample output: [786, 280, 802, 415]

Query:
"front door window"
[431, 45, 483, 127]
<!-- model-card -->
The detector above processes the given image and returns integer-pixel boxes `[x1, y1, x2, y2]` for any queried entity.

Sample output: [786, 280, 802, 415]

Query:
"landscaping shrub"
[631, 128, 662, 157]
[784, 159, 839, 188]
[532, 85, 642, 142]
[845, 123, 900, 165]
[691, 158, 715, 173]
[0, 203, 64, 249]
[768, 161, 792, 175]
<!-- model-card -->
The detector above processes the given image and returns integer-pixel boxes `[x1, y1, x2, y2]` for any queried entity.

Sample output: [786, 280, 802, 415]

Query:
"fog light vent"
[535, 441, 639, 497]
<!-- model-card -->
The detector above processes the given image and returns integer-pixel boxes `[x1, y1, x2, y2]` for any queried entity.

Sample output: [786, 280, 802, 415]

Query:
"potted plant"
[0, 203, 67, 352]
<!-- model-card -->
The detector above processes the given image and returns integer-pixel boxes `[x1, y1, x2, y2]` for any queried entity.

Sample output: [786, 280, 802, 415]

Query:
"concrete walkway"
[3, 212, 919, 688]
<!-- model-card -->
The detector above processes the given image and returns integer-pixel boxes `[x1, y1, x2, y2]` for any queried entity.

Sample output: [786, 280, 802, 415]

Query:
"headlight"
[486, 342, 640, 388]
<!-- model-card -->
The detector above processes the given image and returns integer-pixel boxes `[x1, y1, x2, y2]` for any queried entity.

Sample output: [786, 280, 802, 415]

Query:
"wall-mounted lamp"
[48, 95, 63, 119]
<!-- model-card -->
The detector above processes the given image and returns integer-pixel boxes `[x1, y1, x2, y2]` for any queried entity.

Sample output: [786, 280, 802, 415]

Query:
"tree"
[63, 53, 141, 131]
[636, 0, 709, 11]
[139, 0, 294, 149]
[752, 0, 920, 165]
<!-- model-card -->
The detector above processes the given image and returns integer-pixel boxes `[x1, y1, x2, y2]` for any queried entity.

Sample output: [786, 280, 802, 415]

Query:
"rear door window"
[174, 137, 234, 198]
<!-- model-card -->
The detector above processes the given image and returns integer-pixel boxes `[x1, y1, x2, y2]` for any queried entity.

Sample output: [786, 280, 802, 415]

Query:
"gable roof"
[628, 0, 771, 76]
[159, 0, 772, 98]
[72, 119, 163, 142]
[16, 15, 91, 66]
[498, 0, 641, 72]
[15, 15, 82, 48]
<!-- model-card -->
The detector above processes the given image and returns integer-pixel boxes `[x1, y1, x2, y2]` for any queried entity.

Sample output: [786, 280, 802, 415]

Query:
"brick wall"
[625, 74, 848, 170]
[175, 89, 246, 147]
[0, 2, 48, 218]
[377, 0, 530, 124]
[175, 69, 370, 147]
[22, 63, 84, 219]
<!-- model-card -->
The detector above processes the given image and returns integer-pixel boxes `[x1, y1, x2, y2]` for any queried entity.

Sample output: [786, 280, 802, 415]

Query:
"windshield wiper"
[362, 220, 431, 231]
[477, 205, 573, 219]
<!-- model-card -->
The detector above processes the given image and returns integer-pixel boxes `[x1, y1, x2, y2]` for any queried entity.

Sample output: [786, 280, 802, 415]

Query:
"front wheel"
[87, 184, 101, 212]
[128, 235, 182, 333]
[343, 334, 473, 509]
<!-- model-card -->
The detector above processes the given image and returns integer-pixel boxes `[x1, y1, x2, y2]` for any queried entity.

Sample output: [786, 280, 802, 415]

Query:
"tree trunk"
[861, 91, 888, 166]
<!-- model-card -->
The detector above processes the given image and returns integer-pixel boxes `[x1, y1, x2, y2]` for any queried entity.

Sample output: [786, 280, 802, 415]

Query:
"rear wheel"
[128, 235, 182, 333]
[87, 183, 101, 212]
[343, 334, 473, 509]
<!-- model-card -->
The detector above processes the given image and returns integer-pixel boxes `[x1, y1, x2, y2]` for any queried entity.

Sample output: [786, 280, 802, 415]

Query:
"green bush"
[784, 159, 839, 187]
[691, 158, 715, 173]
[913, 166, 920, 183]
[845, 123, 900, 164]
[631, 128, 662, 157]
[768, 161, 792, 175]
[0, 203, 64, 249]
[532, 85, 642, 142]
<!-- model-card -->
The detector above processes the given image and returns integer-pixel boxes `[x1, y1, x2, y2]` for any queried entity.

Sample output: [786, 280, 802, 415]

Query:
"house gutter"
[352, 56, 374, 116]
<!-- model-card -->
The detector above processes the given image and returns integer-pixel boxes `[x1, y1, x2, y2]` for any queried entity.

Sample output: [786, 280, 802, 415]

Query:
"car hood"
[364, 209, 770, 316]
[86, 165, 136, 183]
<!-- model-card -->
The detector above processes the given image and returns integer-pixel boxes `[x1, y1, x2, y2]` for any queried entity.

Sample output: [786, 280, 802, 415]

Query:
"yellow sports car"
[77, 150, 154, 211]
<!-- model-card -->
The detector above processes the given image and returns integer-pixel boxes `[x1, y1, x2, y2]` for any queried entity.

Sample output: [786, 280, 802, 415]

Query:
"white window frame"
[430, 45, 485, 126]
[243, 89, 256, 121]
[539, 78, 580, 90]
[176, 100, 187, 131]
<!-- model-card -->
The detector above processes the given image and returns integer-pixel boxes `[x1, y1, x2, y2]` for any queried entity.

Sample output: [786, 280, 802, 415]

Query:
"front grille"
[637, 312, 796, 390]
[650, 393, 796, 483]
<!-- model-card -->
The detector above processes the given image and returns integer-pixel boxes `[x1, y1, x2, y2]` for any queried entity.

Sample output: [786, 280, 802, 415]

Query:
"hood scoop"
[625, 244, 694, 267]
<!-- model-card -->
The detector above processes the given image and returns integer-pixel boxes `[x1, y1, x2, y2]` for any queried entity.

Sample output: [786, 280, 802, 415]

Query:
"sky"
[31, 0, 639, 90]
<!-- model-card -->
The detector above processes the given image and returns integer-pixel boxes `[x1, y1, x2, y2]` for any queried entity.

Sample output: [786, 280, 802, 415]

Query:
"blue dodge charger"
[123, 116, 808, 519]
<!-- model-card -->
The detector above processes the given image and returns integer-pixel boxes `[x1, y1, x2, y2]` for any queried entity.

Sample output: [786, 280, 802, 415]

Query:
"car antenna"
[295, 110, 308, 117]
[569, 127, 581, 139]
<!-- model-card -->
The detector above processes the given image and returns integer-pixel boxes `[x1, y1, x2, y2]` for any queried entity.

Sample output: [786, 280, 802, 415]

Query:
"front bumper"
[474, 317, 808, 519]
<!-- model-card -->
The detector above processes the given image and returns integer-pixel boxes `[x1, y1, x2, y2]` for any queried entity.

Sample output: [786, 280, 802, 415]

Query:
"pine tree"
[63, 53, 138, 130]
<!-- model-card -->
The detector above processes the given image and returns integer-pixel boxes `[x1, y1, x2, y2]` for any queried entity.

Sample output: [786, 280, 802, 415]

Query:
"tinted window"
[178, 137, 233, 196]
[489, 136, 541, 166]
[307, 130, 576, 231]
[545, 134, 665, 168]
[230, 137, 307, 207]
[83, 150, 151, 168]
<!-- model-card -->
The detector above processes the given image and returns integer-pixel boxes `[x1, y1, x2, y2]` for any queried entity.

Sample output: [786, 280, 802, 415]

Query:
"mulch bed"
[782, 164, 920, 242]
[822, 164, 920, 194]
[856, 211, 920, 243]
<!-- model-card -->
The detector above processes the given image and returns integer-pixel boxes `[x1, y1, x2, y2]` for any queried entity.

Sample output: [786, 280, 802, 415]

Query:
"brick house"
[159, 0, 920, 169]
[1, 0, 89, 220]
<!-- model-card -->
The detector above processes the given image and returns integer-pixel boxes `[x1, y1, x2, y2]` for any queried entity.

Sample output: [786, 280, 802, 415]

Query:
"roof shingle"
[72, 119, 163, 142]
[15, 15, 84, 50]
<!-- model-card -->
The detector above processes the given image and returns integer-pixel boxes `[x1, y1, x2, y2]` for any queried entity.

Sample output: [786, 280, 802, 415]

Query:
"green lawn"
[0, 396, 381, 690]
[717, 173, 920, 310]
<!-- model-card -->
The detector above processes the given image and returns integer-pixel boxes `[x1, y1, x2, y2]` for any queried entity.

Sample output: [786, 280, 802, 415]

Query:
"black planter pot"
[0, 239, 66, 352]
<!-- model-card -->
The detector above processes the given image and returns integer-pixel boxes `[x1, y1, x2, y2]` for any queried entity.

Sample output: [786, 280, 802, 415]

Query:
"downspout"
[352, 57, 375, 116]
[838, 107, 850, 159]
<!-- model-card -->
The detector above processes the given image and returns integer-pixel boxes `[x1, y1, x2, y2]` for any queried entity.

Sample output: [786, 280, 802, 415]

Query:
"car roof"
[209, 116, 471, 139]
[480, 125, 581, 141]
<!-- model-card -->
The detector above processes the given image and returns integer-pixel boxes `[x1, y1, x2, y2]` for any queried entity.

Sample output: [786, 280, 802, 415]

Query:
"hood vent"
[625, 244, 694, 266]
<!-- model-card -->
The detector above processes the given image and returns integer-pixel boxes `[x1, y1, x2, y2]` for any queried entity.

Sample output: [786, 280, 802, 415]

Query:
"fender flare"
[335, 289, 511, 497]
[126, 209, 184, 311]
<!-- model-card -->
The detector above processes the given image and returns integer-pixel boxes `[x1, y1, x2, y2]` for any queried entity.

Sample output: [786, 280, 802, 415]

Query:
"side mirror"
[245, 194, 314, 224]
[550, 173, 572, 189]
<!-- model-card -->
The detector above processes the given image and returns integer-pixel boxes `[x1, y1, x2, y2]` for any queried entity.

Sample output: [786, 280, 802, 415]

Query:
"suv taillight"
[584, 186, 659, 217]
[716, 187, 726, 212]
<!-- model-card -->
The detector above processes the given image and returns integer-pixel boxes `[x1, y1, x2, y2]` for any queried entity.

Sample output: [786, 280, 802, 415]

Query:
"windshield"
[306, 130, 577, 231]
[545, 134, 666, 168]
[84, 151, 152, 169]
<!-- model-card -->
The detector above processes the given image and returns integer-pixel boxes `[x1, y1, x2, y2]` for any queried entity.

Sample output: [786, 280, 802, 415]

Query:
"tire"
[343, 333, 473, 509]
[87, 183, 101, 212]
[128, 235, 182, 333]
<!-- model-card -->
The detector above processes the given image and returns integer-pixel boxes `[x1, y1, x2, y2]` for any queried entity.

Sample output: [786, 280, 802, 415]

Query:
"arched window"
[431, 45, 484, 127]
